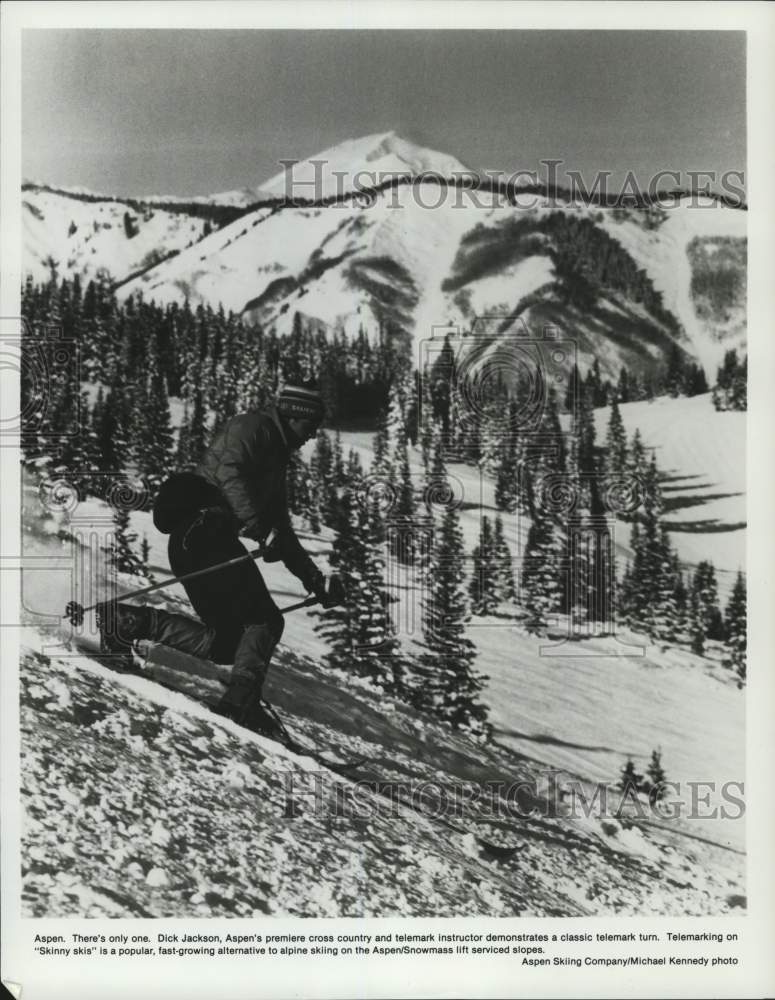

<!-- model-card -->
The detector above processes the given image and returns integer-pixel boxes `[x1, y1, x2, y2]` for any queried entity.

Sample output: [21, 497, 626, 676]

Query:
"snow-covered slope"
[116, 186, 746, 379]
[595, 199, 747, 373]
[18, 383, 746, 917]
[594, 394, 746, 577]
[23, 133, 746, 380]
[20, 631, 744, 918]
[23, 188, 209, 285]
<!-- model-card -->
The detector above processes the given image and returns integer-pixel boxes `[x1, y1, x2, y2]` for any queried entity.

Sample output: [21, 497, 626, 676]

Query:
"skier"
[94, 381, 345, 737]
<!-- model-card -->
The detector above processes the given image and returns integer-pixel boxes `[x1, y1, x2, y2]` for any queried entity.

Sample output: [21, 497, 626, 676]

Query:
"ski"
[254, 701, 371, 774]
[54, 628, 147, 677]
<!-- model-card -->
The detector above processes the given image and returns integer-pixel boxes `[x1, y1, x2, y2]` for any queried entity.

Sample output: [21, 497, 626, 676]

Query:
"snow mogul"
[94, 382, 345, 737]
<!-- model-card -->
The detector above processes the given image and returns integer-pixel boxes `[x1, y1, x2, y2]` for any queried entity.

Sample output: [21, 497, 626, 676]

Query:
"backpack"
[152, 472, 226, 534]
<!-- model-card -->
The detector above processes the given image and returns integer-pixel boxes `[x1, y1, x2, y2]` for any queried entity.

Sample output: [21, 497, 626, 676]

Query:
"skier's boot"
[95, 601, 217, 669]
[94, 601, 154, 671]
[216, 686, 290, 743]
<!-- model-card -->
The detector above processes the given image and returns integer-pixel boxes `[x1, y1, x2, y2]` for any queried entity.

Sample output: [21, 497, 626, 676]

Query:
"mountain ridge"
[22, 132, 747, 377]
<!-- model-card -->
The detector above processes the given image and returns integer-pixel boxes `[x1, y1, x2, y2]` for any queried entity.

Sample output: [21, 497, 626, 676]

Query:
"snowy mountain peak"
[363, 130, 471, 174]
[255, 130, 473, 200]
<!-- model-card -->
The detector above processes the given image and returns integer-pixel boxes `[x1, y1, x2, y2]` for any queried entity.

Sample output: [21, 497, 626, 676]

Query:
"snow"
[18, 462, 746, 918]
[594, 393, 745, 588]
[16, 131, 748, 916]
[110, 183, 746, 388]
[22, 385, 746, 872]
[23, 134, 747, 397]
[23, 190, 208, 285]
[596, 201, 747, 374]
[464, 254, 555, 317]
[116, 184, 558, 363]
[257, 130, 474, 201]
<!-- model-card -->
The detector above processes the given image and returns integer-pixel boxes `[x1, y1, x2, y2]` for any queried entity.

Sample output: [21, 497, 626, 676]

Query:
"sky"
[22, 30, 746, 198]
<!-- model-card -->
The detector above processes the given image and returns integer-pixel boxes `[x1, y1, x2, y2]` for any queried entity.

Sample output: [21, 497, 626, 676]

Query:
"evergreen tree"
[633, 455, 665, 636]
[177, 385, 209, 470]
[332, 430, 345, 489]
[712, 349, 747, 411]
[616, 366, 631, 404]
[671, 564, 690, 643]
[315, 429, 338, 527]
[617, 559, 634, 624]
[665, 344, 686, 397]
[236, 349, 272, 412]
[652, 526, 681, 644]
[618, 758, 644, 796]
[494, 402, 520, 513]
[286, 450, 312, 520]
[576, 384, 613, 625]
[724, 571, 747, 685]
[175, 400, 191, 470]
[478, 391, 510, 478]
[104, 505, 148, 579]
[372, 406, 390, 479]
[689, 586, 706, 656]
[540, 386, 568, 476]
[644, 749, 668, 803]
[469, 516, 498, 615]
[565, 362, 581, 416]
[138, 343, 174, 492]
[628, 428, 648, 488]
[519, 387, 568, 628]
[686, 363, 709, 397]
[585, 357, 608, 407]
[492, 513, 516, 605]
[428, 334, 456, 440]
[605, 396, 628, 480]
[315, 450, 404, 692]
[692, 560, 725, 641]
[419, 362, 435, 475]
[72, 389, 101, 498]
[414, 495, 489, 736]
[521, 496, 563, 632]
[94, 380, 131, 484]
[395, 428, 415, 518]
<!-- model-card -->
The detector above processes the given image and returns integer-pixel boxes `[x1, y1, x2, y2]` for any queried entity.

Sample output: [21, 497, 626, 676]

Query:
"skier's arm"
[266, 517, 325, 595]
[264, 475, 324, 593]
[213, 424, 275, 540]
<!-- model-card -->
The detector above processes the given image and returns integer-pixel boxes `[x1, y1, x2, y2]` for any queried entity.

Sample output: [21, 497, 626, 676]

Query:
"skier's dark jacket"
[153, 405, 323, 594]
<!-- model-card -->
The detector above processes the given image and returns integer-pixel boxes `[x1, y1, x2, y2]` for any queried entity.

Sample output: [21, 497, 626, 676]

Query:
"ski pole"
[64, 544, 266, 626]
[278, 595, 320, 614]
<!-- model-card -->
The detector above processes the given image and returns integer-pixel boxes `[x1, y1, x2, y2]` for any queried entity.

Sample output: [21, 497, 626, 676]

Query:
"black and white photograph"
[2, 3, 774, 999]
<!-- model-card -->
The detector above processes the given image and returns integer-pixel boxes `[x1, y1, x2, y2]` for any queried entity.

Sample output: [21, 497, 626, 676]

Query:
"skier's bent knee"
[268, 610, 285, 644]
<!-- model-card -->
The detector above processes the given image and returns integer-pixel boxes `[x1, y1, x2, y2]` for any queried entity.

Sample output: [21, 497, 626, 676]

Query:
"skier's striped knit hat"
[277, 382, 325, 423]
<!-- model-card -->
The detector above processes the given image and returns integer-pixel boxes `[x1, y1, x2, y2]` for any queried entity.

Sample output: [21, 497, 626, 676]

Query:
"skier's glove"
[262, 529, 284, 562]
[316, 574, 346, 609]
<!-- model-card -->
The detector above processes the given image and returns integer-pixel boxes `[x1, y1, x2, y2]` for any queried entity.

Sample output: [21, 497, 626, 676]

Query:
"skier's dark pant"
[145, 507, 284, 692]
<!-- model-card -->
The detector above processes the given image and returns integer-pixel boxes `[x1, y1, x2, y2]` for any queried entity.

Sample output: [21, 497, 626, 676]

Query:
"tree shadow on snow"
[494, 727, 622, 755]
